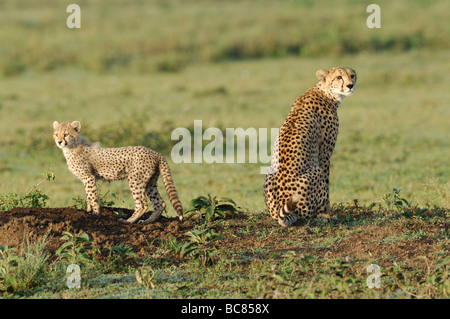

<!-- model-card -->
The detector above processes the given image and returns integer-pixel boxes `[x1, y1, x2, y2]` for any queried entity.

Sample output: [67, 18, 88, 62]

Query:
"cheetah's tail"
[278, 194, 300, 227]
[159, 156, 184, 221]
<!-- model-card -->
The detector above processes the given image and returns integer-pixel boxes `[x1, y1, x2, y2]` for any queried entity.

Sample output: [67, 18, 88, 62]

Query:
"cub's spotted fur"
[263, 67, 357, 226]
[53, 120, 183, 224]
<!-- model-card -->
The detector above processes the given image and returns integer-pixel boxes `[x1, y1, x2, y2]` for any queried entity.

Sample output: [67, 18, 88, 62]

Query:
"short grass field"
[0, 0, 449, 300]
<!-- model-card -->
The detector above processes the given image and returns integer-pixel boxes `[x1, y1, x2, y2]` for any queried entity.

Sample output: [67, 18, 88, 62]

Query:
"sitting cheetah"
[53, 120, 183, 224]
[263, 67, 357, 226]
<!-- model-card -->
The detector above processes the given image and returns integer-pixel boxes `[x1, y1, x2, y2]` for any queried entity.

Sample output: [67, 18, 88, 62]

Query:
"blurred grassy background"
[0, 0, 448, 214]
[1, 0, 449, 75]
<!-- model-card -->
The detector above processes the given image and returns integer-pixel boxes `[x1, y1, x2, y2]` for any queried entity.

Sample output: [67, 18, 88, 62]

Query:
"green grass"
[1, 0, 449, 75]
[1, 202, 449, 299]
[1, 49, 448, 211]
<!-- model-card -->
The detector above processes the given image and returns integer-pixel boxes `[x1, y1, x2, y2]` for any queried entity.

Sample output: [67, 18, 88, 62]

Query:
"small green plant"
[15, 230, 51, 291]
[430, 257, 450, 297]
[185, 194, 238, 221]
[105, 243, 136, 272]
[0, 230, 51, 294]
[0, 245, 19, 293]
[56, 231, 94, 265]
[0, 193, 20, 211]
[21, 188, 50, 208]
[71, 185, 120, 210]
[382, 188, 411, 212]
[161, 236, 183, 254]
[0, 169, 55, 210]
[181, 228, 225, 266]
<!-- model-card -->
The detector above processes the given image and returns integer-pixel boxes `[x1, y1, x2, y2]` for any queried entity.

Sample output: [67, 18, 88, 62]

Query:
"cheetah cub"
[53, 120, 183, 224]
[263, 67, 357, 226]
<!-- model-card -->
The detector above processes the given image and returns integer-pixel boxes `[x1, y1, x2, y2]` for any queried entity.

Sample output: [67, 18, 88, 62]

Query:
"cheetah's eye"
[337, 76, 343, 80]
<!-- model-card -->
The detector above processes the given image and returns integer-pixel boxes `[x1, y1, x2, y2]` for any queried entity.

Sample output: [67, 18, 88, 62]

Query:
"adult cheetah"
[263, 67, 357, 226]
[53, 120, 183, 224]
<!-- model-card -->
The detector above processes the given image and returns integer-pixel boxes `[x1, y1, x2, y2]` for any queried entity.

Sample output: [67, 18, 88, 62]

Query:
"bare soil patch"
[0, 207, 447, 270]
[0, 207, 190, 260]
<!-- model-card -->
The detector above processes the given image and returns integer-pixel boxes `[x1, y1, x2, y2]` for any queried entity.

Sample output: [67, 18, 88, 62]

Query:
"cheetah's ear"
[316, 69, 329, 82]
[71, 121, 81, 132]
[53, 121, 60, 130]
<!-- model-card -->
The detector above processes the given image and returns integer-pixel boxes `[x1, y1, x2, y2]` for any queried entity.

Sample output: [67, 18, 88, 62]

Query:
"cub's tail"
[278, 194, 300, 227]
[159, 156, 184, 221]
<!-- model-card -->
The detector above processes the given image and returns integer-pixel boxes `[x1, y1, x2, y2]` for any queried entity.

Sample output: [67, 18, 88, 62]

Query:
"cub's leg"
[139, 181, 166, 224]
[82, 176, 100, 215]
[121, 177, 149, 224]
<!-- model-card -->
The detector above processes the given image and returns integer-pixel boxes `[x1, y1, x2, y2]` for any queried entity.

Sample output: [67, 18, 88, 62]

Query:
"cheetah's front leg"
[82, 176, 100, 215]
[313, 168, 335, 221]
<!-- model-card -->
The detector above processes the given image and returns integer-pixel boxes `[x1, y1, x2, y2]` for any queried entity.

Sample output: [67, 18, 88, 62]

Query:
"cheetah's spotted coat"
[53, 120, 183, 224]
[263, 67, 357, 226]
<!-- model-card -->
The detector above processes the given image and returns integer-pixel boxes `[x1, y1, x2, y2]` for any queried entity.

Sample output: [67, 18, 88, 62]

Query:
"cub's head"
[53, 121, 81, 149]
[316, 67, 357, 101]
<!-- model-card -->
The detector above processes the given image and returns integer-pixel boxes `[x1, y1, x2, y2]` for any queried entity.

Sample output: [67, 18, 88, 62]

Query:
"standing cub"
[53, 120, 183, 224]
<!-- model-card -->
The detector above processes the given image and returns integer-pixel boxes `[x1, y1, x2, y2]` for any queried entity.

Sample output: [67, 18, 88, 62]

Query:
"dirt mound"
[0, 207, 191, 259]
[0, 206, 446, 270]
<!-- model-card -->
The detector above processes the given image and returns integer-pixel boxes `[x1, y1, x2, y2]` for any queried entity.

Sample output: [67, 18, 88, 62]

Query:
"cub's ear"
[53, 121, 60, 130]
[316, 69, 329, 81]
[71, 121, 81, 132]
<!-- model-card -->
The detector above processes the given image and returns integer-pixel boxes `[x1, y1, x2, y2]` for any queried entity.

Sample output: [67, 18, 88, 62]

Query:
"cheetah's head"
[53, 120, 81, 149]
[316, 67, 357, 101]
